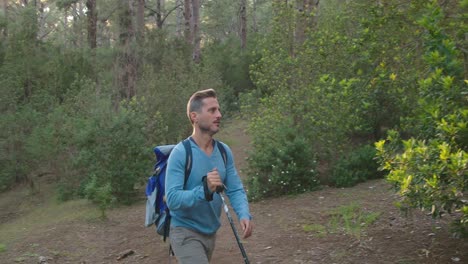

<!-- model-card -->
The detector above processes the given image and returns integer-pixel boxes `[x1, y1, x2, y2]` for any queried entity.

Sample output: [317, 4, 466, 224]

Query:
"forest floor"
[1, 119, 467, 264]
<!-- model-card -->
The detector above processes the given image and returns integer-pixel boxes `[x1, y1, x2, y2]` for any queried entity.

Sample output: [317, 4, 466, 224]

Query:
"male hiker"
[165, 88, 253, 263]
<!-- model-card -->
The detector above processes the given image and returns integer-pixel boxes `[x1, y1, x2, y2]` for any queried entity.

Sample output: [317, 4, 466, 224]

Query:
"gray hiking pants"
[170, 226, 217, 264]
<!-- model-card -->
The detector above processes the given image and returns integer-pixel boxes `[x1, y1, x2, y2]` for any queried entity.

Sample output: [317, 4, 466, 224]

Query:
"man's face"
[194, 97, 222, 135]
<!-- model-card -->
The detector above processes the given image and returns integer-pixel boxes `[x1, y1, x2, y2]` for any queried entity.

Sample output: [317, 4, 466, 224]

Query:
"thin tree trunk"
[295, 0, 306, 46]
[240, 0, 247, 49]
[155, 0, 163, 28]
[86, 0, 97, 49]
[72, 3, 78, 46]
[62, 7, 67, 47]
[184, 0, 192, 44]
[2, 0, 8, 37]
[464, 33, 468, 80]
[175, 0, 183, 37]
[86, 0, 98, 93]
[191, 0, 200, 63]
[252, 0, 257, 33]
[295, 0, 319, 46]
[160, 0, 165, 28]
[308, 0, 319, 28]
[136, 0, 145, 38]
[117, 0, 137, 100]
[78, 0, 85, 46]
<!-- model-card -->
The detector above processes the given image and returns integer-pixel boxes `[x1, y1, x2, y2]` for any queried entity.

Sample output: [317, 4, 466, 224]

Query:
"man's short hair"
[187, 89, 217, 123]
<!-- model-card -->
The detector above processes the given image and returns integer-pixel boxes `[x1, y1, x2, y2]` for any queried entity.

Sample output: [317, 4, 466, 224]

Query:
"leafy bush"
[74, 97, 150, 205]
[246, 124, 319, 201]
[375, 1, 467, 235]
[84, 175, 116, 219]
[331, 144, 383, 187]
[202, 37, 257, 114]
[376, 118, 467, 235]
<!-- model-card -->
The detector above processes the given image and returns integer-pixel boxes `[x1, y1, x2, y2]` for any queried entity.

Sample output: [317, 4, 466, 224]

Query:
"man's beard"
[199, 123, 219, 136]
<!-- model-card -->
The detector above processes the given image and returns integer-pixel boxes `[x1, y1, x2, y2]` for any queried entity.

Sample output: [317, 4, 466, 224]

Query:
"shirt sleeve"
[165, 144, 206, 211]
[223, 143, 252, 221]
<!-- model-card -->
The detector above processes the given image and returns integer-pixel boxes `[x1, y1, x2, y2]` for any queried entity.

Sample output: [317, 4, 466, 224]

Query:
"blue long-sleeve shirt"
[165, 138, 252, 235]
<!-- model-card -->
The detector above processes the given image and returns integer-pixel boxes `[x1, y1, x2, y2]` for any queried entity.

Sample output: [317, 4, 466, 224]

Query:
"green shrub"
[0, 243, 6, 253]
[84, 175, 115, 219]
[375, 1, 467, 236]
[331, 144, 383, 187]
[328, 203, 380, 239]
[75, 98, 150, 205]
[246, 125, 319, 201]
[376, 118, 468, 235]
[202, 37, 257, 114]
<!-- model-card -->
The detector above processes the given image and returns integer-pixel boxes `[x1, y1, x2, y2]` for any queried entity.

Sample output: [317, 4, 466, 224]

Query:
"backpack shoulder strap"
[216, 140, 228, 166]
[180, 139, 226, 187]
[182, 139, 192, 188]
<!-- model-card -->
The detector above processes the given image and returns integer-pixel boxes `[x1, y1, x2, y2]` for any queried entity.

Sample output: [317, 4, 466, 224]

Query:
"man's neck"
[191, 132, 214, 153]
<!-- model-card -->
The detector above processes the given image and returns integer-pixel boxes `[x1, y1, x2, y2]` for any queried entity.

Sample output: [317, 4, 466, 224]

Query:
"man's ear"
[190, 111, 198, 123]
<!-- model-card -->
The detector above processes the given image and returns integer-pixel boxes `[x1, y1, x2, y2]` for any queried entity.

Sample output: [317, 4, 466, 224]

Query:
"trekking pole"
[217, 188, 250, 264]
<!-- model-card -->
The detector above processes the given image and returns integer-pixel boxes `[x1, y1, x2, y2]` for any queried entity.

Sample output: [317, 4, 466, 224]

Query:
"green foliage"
[73, 96, 150, 205]
[375, 1, 467, 235]
[84, 175, 115, 219]
[55, 0, 78, 10]
[302, 223, 327, 237]
[202, 37, 257, 113]
[329, 203, 380, 240]
[331, 145, 383, 188]
[302, 203, 380, 240]
[246, 121, 319, 201]
[137, 31, 223, 143]
[245, 0, 427, 191]
[0, 106, 43, 191]
[376, 118, 467, 233]
[0, 243, 6, 253]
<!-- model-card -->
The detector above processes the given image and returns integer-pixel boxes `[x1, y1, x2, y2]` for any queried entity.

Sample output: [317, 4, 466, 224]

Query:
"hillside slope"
[0, 120, 466, 263]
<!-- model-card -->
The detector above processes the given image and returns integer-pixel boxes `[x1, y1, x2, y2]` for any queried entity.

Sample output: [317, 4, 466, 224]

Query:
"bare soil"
[1, 120, 467, 264]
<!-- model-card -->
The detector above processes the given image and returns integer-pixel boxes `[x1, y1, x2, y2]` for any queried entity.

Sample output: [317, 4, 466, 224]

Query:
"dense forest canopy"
[0, 0, 466, 232]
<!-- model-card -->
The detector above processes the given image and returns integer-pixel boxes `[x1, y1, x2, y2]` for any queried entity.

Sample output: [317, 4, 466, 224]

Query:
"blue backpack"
[145, 138, 227, 241]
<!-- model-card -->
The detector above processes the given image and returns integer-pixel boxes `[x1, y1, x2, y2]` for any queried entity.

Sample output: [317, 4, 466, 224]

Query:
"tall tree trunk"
[191, 0, 200, 63]
[136, 0, 145, 38]
[86, 0, 98, 92]
[240, 0, 247, 49]
[117, 0, 137, 100]
[63, 7, 69, 48]
[464, 33, 468, 80]
[295, 0, 306, 46]
[72, 3, 78, 46]
[175, 0, 183, 37]
[183, 0, 192, 44]
[155, 0, 163, 29]
[1, 0, 8, 37]
[252, 0, 257, 33]
[308, 0, 319, 28]
[86, 0, 97, 49]
[295, 0, 319, 47]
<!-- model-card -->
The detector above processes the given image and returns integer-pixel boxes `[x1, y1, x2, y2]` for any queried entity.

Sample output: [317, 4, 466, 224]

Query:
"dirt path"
[1, 120, 467, 263]
[2, 179, 467, 264]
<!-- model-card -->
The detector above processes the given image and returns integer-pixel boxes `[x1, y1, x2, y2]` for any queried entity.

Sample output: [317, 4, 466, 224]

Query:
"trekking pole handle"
[215, 184, 227, 193]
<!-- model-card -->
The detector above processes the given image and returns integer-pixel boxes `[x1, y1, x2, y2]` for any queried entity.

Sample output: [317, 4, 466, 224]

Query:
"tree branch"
[99, 6, 119, 23]
[145, 3, 182, 16]
[161, 4, 183, 26]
